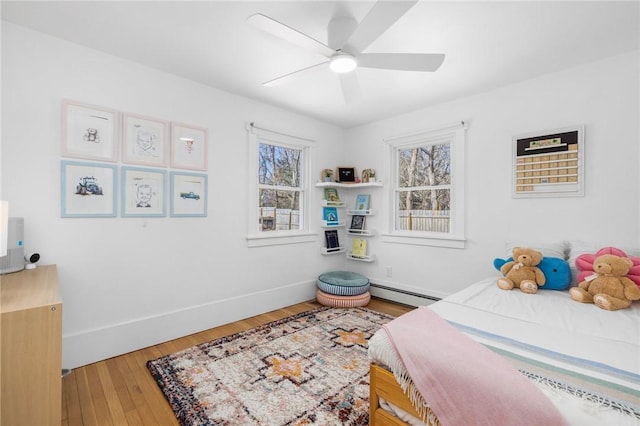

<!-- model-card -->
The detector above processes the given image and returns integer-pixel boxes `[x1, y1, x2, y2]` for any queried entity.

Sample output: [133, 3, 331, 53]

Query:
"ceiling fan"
[247, 0, 445, 103]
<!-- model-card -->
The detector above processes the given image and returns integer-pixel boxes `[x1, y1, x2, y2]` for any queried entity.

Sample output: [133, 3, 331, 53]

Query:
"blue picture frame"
[60, 160, 118, 218]
[170, 171, 208, 217]
[121, 166, 167, 217]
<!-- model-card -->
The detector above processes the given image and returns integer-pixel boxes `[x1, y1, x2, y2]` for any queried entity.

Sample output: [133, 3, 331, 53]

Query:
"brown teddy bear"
[570, 254, 640, 310]
[497, 247, 546, 294]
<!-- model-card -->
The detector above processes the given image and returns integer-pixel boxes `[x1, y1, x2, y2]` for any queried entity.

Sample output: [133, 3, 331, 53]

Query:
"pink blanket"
[382, 307, 567, 425]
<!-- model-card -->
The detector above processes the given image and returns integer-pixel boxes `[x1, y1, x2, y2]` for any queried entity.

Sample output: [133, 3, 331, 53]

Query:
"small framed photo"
[336, 167, 357, 183]
[349, 214, 366, 230]
[122, 113, 169, 167]
[61, 160, 117, 217]
[171, 123, 208, 171]
[121, 166, 167, 217]
[62, 100, 119, 162]
[170, 171, 208, 217]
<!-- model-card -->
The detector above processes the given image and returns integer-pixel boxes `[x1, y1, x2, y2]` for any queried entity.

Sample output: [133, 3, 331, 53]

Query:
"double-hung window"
[383, 122, 467, 248]
[247, 124, 315, 247]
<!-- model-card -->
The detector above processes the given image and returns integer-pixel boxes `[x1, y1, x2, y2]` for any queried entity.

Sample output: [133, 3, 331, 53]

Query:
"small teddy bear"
[570, 254, 640, 311]
[497, 247, 546, 294]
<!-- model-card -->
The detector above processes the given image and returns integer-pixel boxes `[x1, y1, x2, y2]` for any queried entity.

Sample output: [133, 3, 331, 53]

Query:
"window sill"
[247, 232, 317, 248]
[380, 232, 466, 249]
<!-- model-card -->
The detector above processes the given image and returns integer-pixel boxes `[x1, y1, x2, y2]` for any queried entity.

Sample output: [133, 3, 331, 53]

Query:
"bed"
[368, 276, 640, 426]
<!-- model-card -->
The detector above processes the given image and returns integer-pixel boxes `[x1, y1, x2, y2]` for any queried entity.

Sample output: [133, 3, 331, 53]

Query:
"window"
[383, 122, 467, 248]
[247, 124, 315, 247]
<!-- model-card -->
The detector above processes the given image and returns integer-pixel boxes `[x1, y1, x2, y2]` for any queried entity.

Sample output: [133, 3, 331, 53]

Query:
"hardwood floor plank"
[61, 297, 412, 425]
[95, 361, 128, 425]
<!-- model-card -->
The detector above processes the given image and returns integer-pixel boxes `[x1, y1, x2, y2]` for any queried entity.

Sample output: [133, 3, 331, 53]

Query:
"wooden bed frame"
[369, 363, 439, 426]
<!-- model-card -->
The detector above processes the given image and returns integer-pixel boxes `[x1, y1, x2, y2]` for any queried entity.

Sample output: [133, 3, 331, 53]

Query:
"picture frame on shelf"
[121, 166, 166, 217]
[324, 230, 340, 252]
[351, 238, 367, 257]
[324, 187, 340, 202]
[171, 123, 208, 171]
[349, 215, 366, 231]
[170, 171, 208, 217]
[323, 206, 339, 223]
[336, 167, 357, 183]
[61, 100, 119, 162]
[60, 160, 117, 218]
[354, 194, 370, 211]
[122, 113, 169, 167]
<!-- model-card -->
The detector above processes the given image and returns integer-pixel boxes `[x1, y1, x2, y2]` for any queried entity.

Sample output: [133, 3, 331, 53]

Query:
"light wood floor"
[61, 298, 414, 426]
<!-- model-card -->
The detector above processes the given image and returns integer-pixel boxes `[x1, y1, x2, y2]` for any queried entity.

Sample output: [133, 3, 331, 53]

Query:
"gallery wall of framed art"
[59, 99, 209, 218]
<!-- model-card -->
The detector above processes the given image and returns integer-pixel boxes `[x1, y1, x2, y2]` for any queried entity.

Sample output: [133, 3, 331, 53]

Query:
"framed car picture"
[60, 160, 117, 217]
[170, 171, 208, 217]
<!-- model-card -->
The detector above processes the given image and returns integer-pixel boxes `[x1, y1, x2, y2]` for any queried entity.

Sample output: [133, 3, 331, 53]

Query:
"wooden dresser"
[1, 265, 62, 426]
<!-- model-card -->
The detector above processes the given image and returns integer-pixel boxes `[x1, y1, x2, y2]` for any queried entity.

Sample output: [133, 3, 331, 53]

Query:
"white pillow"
[504, 241, 569, 261]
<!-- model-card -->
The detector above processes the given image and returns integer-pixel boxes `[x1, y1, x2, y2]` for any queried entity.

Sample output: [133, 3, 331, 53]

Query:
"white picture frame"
[121, 166, 167, 217]
[171, 123, 208, 171]
[512, 125, 585, 198]
[170, 172, 208, 217]
[122, 113, 169, 167]
[61, 100, 119, 162]
[60, 160, 117, 217]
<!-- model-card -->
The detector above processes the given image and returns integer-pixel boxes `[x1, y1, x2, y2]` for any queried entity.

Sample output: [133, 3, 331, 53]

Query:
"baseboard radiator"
[369, 283, 441, 307]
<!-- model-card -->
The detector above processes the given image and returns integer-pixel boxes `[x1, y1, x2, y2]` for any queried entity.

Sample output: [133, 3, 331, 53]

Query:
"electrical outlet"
[385, 266, 392, 278]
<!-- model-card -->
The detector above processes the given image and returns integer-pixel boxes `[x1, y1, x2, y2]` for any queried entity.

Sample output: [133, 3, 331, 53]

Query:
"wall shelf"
[321, 221, 345, 228]
[346, 253, 376, 262]
[347, 229, 375, 236]
[321, 247, 346, 255]
[316, 181, 383, 188]
[347, 209, 376, 215]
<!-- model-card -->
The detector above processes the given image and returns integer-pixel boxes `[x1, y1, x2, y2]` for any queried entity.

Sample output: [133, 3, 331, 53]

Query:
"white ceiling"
[2, 1, 638, 128]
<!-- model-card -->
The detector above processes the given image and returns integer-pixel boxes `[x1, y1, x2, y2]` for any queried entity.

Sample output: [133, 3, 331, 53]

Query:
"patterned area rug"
[147, 306, 395, 425]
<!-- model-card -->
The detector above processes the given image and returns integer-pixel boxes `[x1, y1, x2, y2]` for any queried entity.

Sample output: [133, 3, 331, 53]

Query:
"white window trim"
[381, 121, 467, 249]
[246, 123, 316, 247]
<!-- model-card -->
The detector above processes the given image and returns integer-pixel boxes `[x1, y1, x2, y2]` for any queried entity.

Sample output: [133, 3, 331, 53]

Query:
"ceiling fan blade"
[358, 53, 445, 72]
[248, 13, 335, 58]
[343, 0, 418, 54]
[262, 61, 329, 87]
[338, 72, 360, 104]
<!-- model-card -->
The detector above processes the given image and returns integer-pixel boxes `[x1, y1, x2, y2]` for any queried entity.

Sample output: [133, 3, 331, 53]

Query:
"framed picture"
[354, 194, 370, 211]
[323, 206, 339, 223]
[170, 171, 208, 217]
[60, 160, 117, 217]
[324, 187, 340, 202]
[122, 113, 169, 167]
[121, 167, 167, 217]
[349, 215, 366, 230]
[336, 167, 357, 183]
[62, 100, 119, 162]
[171, 123, 208, 171]
[512, 125, 584, 198]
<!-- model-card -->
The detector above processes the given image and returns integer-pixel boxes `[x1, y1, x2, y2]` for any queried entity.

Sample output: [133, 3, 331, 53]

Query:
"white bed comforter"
[369, 277, 640, 426]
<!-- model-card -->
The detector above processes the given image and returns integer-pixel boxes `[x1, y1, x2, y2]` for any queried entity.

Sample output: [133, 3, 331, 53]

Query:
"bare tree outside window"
[258, 142, 302, 231]
[396, 143, 451, 232]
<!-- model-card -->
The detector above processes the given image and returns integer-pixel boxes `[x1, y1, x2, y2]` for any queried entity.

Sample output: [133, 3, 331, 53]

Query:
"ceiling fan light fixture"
[330, 53, 357, 73]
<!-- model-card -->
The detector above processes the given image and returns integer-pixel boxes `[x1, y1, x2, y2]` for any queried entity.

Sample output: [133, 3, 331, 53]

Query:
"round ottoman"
[316, 271, 370, 307]
[316, 289, 371, 308]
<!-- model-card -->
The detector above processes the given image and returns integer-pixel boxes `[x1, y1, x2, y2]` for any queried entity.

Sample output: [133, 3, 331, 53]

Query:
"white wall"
[345, 51, 640, 297]
[1, 22, 347, 368]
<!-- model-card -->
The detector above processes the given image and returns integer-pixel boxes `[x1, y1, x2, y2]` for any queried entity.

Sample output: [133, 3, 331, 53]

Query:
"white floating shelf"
[321, 220, 345, 228]
[315, 181, 383, 188]
[346, 253, 375, 262]
[321, 247, 346, 255]
[347, 229, 376, 236]
[322, 200, 345, 207]
[347, 209, 376, 216]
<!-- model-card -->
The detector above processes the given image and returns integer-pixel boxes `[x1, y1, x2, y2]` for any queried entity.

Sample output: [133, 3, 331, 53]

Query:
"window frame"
[247, 124, 316, 247]
[382, 122, 467, 249]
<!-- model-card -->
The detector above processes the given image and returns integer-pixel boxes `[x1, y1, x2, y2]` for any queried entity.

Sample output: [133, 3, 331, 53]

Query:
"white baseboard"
[62, 280, 316, 369]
